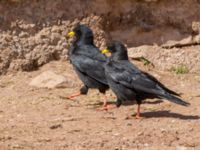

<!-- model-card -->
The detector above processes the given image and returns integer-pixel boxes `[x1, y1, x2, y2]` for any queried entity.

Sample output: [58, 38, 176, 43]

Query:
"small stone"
[29, 71, 71, 89]
[51, 26, 61, 33]
[127, 123, 132, 126]
[171, 120, 176, 123]
[19, 32, 29, 38]
[49, 124, 62, 129]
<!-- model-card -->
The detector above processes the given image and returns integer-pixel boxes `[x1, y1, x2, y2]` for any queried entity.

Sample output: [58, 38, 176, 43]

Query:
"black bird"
[66, 24, 109, 108]
[102, 41, 190, 118]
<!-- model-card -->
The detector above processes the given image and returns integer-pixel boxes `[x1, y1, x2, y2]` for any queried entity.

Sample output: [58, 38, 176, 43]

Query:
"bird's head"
[101, 41, 128, 60]
[67, 24, 94, 44]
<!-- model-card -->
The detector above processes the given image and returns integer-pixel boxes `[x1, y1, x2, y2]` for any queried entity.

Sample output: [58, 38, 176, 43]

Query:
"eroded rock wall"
[0, 0, 200, 74]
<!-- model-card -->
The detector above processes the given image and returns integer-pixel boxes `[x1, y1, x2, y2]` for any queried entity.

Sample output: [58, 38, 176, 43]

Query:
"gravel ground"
[0, 61, 199, 150]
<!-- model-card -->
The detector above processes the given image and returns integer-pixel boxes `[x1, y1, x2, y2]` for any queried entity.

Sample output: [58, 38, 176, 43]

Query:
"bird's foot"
[125, 114, 142, 120]
[135, 114, 141, 119]
[135, 104, 141, 119]
[65, 96, 76, 100]
[60, 92, 81, 100]
[97, 104, 116, 111]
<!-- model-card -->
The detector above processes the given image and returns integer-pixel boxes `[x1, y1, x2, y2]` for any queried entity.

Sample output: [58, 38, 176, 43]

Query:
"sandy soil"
[0, 60, 200, 150]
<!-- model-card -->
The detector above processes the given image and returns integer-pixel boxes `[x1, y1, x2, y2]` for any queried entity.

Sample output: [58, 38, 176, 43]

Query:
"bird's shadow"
[88, 101, 199, 120]
[88, 99, 163, 107]
[140, 110, 200, 120]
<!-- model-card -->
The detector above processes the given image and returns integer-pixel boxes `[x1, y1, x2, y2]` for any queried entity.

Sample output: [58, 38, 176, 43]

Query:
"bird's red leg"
[97, 94, 116, 111]
[64, 92, 81, 100]
[135, 104, 141, 119]
[97, 104, 117, 111]
[103, 95, 108, 107]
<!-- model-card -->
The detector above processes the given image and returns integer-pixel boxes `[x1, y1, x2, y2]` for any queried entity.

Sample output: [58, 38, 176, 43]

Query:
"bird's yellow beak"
[67, 31, 75, 37]
[101, 49, 110, 54]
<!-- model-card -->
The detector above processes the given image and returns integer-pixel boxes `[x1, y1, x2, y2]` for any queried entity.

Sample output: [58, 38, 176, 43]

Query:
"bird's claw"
[135, 115, 141, 119]
[96, 104, 116, 111]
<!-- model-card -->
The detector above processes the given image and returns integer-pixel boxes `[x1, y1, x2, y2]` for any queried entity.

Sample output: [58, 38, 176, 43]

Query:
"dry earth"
[1, 1, 200, 150]
[0, 60, 199, 150]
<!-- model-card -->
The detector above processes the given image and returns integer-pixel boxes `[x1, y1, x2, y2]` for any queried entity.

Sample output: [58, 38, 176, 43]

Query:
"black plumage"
[104, 41, 190, 118]
[67, 24, 109, 101]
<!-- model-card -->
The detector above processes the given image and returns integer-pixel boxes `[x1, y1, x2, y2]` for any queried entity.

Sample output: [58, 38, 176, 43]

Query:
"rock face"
[1, 0, 200, 74]
[128, 45, 200, 73]
[0, 14, 106, 75]
[29, 71, 71, 89]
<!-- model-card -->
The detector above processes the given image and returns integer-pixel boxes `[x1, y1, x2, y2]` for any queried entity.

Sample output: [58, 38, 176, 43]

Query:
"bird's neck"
[75, 35, 94, 45]
[111, 52, 129, 61]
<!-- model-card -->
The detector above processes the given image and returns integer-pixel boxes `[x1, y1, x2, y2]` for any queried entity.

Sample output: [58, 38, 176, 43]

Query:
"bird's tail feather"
[160, 92, 190, 106]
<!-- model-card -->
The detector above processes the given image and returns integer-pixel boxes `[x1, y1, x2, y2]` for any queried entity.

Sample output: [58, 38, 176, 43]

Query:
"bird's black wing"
[74, 45, 107, 62]
[70, 46, 107, 85]
[106, 60, 159, 93]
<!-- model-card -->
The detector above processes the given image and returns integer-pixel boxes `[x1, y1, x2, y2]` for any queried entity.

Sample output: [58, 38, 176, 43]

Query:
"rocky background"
[0, 0, 200, 75]
[1, 1, 200, 149]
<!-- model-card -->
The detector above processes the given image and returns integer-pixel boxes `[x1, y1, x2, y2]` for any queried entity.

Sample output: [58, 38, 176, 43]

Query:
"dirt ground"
[0, 60, 200, 150]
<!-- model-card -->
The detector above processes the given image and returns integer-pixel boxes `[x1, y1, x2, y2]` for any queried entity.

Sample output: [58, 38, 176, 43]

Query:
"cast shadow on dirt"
[141, 110, 200, 120]
[89, 99, 163, 107]
[89, 101, 199, 120]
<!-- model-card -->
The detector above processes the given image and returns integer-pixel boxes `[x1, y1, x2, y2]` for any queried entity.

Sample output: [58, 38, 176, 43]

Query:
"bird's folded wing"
[71, 54, 108, 85]
[107, 62, 164, 95]
[77, 45, 107, 62]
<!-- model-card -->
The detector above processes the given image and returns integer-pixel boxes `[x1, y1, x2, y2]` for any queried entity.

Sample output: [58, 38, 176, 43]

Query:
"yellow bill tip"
[67, 31, 75, 37]
[101, 49, 110, 54]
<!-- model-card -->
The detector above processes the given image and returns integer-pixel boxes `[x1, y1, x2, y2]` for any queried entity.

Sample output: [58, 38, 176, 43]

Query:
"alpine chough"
[66, 24, 109, 108]
[102, 41, 190, 118]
